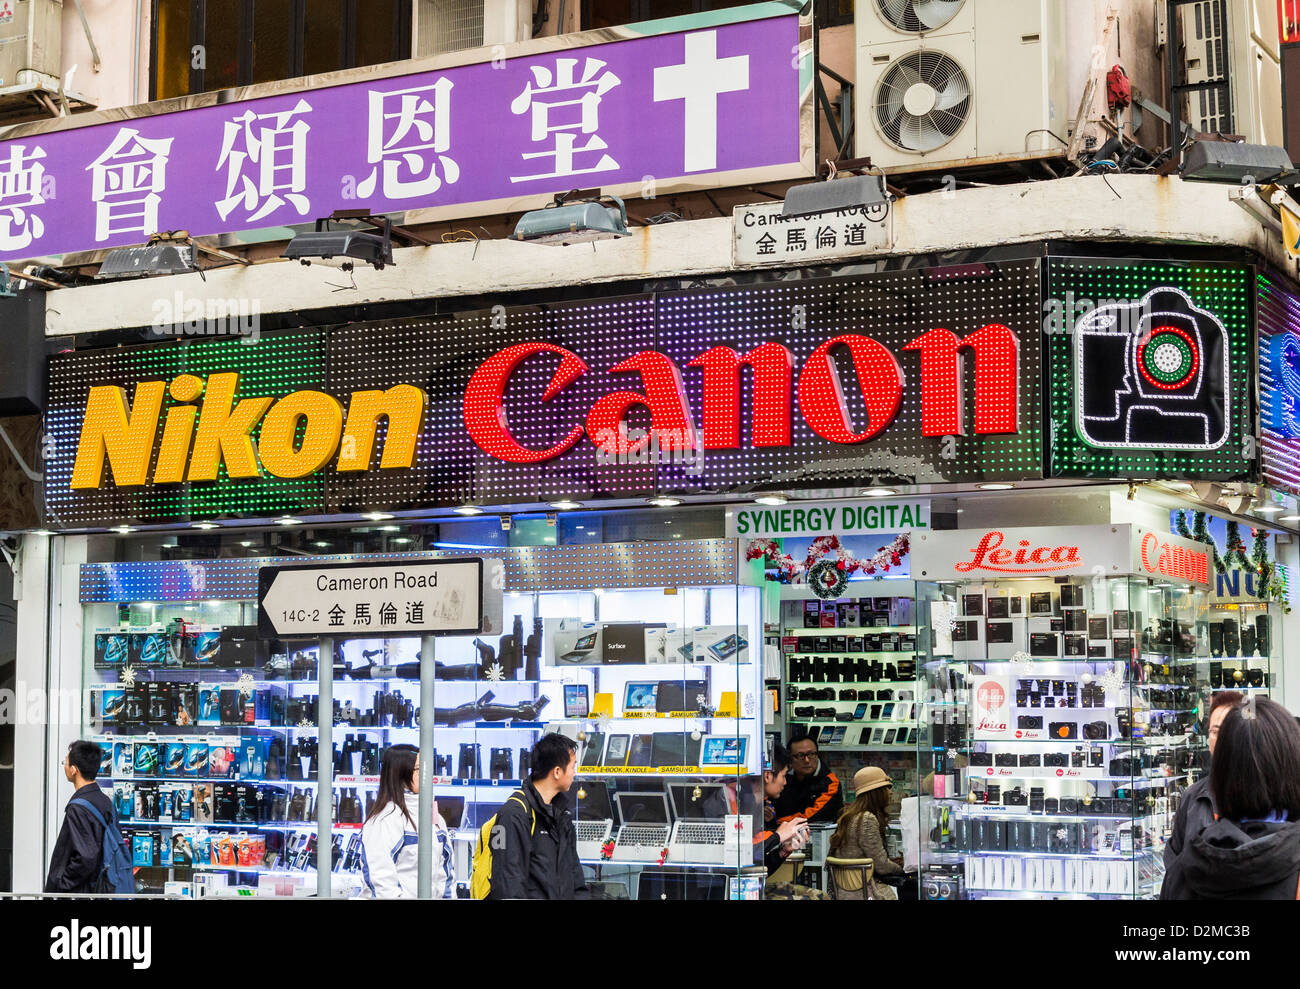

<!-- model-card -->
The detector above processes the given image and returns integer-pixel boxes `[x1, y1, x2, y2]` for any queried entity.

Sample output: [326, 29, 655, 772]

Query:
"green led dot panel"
[46, 331, 329, 525]
[1045, 258, 1253, 480]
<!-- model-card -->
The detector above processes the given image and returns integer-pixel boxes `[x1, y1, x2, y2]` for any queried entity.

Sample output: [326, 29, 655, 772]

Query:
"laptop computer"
[637, 871, 728, 900]
[667, 783, 735, 865]
[650, 732, 701, 769]
[612, 790, 673, 862]
[573, 780, 614, 860]
[655, 680, 708, 714]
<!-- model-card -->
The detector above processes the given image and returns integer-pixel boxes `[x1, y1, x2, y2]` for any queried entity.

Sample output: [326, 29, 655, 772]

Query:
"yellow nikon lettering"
[187, 372, 274, 482]
[71, 370, 427, 489]
[71, 382, 166, 488]
[258, 390, 344, 479]
[153, 374, 204, 484]
[338, 385, 427, 471]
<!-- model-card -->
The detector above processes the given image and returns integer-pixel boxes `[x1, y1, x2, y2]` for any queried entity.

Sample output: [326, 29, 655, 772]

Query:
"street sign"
[733, 200, 890, 266]
[257, 558, 495, 638]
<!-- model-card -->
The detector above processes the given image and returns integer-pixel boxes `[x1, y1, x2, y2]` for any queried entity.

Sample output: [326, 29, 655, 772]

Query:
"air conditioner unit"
[415, 0, 532, 58]
[1179, 0, 1283, 145]
[0, 0, 62, 87]
[854, 0, 1069, 171]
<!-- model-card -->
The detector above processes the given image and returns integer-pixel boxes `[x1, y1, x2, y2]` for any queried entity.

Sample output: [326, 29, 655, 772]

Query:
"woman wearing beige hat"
[827, 766, 904, 900]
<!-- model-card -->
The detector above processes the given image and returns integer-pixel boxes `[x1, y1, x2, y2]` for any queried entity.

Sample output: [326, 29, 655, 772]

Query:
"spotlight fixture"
[191, 521, 219, 529]
[282, 210, 429, 271]
[977, 483, 1015, 491]
[755, 494, 788, 506]
[96, 230, 250, 280]
[112, 525, 136, 534]
[275, 517, 300, 526]
[363, 512, 394, 521]
[513, 190, 629, 245]
[650, 496, 681, 507]
[1254, 504, 1284, 514]
[862, 487, 897, 498]
[549, 499, 582, 511]
[453, 505, 484, 516]
[782, 172, 888, 218]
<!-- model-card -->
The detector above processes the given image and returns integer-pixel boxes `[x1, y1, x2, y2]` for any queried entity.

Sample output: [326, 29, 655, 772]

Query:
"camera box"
[802, 602, 820, 629]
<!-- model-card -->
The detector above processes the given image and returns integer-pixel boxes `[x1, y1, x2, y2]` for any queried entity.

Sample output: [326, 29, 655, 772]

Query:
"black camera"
[1083, 721, 1108, 740]
[1074, 288, 1229, 449]
[838, 688, 857, 701]
[1050, 722, 1077, 740]
[1018, 754, 1041, 767]
[1060, 798, 1079, 815]
[995, 752, 1018, 767]
[793, 706, 815, 718]
[969, 752, 993, 767]
[1043, 752, 1068, 767]
[1017, 716, 1044, 730]
[1003, 787, 1027, 806]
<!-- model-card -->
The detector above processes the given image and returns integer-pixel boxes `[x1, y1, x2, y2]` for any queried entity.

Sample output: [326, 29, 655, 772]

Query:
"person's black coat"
[1162, 817, 1300, 900]
[487, 779, 589, 900]
[45, 783, 115, 894]
[1162, 777, 1216, 873]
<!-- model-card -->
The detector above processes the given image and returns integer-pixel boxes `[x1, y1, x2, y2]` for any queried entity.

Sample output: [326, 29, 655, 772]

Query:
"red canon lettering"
[688, 342, 793, 449]
[586, 351, 694, 456]
[798, 335, 903, 444]
[463, 342, 588, 463]
[461, 325, 1022, 464]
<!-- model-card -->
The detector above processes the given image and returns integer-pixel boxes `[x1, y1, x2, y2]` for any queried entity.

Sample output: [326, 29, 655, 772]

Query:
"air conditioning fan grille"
[875, 0, 965, 34]
[874, 51, 971, 153]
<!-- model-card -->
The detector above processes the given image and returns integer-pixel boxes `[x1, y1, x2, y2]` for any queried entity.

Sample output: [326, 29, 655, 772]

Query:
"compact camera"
[1049, 722, 1077, 740]
[1017, 716, 1044, 730]
[1043, 752, 1068, 767]
[1074, 287, 1230, 450]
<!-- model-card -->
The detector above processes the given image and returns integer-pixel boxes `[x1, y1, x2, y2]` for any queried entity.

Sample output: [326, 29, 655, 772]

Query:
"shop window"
[150, 0, 412, 101]
[816, 0, 853, 27]
[582, 0, 754, 30]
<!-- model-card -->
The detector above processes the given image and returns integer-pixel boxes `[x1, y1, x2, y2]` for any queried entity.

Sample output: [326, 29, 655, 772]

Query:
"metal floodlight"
[97, 240, 197, 280]
[512, 190, 629, 245]
[1181, 141, 1295, 184]
[782, 173, 888, 218]
[96, 230, 250, 281]
[283, 212, 398, 270]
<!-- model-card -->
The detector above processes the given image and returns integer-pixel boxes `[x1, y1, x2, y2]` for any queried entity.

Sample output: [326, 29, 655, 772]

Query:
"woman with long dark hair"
[827, 766, 903, 900]
[1162, 697, 1300, 899]
[357, 744, 454, 898]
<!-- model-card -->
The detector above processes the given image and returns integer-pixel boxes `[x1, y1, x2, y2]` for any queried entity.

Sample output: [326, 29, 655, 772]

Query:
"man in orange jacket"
[773, 731, 843, 825]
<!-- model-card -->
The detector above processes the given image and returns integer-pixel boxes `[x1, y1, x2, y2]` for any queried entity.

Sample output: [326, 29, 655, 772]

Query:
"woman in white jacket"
[357, 744, 454, 898]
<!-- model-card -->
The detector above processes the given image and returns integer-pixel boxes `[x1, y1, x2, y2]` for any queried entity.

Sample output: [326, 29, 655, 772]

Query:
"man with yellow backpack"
[471, 733, 589, 899]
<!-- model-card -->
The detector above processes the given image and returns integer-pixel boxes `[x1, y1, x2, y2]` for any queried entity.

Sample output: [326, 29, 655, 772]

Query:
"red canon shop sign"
[463, 325, 1020, 462]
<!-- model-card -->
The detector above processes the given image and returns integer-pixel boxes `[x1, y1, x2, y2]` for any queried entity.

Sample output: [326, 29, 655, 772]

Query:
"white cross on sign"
[654, 30, 750, 174]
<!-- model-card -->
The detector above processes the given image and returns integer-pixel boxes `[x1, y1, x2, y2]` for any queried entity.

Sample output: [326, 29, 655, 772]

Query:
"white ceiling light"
[650, 496, 681, 507]
[862, 487, 897, 498]
[755, 494, 788, 506]
[453, 505, 483, 516]
[549, 500, 582, 511]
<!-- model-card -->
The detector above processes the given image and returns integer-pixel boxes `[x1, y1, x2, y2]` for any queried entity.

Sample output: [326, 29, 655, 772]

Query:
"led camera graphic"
[1074, 287, 1229, 451]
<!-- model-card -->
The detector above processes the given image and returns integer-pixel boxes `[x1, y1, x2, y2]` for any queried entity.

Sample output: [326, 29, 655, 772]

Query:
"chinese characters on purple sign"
[0, 15, 801, 260]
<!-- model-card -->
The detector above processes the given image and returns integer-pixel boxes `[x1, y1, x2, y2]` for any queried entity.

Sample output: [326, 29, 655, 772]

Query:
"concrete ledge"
[44, 174, 1283, 337]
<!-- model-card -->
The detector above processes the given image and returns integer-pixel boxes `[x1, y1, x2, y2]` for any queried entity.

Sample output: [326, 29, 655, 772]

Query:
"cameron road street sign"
[257, 558, 494, 638]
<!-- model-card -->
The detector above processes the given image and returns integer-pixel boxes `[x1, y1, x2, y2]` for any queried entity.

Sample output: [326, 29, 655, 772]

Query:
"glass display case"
[78, 542, 766, 899]
[776, 585, 921, 820]
[914, 573, 1225, 900]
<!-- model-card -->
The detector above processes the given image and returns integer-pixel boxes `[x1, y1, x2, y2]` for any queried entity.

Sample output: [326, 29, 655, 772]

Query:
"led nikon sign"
[45, 262, 1044, 527]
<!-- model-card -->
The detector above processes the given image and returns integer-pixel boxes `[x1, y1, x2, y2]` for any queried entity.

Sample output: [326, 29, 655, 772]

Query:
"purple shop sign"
[0, 14, 805, 262]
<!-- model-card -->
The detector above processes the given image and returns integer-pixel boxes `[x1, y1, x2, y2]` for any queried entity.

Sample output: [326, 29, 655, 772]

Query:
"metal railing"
[817, 61, 855, 162]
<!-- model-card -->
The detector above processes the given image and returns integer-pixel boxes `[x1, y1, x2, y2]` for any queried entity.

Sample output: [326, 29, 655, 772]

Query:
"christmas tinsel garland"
[1175, 510, 1282, 602]
[745, 533, 911, 590]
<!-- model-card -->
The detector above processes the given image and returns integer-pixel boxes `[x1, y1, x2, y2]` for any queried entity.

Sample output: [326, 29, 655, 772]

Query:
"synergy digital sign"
[46, 261, 1044, 526]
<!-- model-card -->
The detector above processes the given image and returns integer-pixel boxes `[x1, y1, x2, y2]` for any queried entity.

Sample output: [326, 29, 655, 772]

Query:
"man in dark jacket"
[773, 732, 842, 825]
[45, 740, 116, 893]
[487, 733, 588, 899]
[1161, 690, 1242, 880]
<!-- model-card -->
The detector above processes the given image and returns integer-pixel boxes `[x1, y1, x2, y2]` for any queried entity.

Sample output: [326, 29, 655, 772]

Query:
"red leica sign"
[462, 325, 1020, 462]
[955, 530, 1084, 575]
